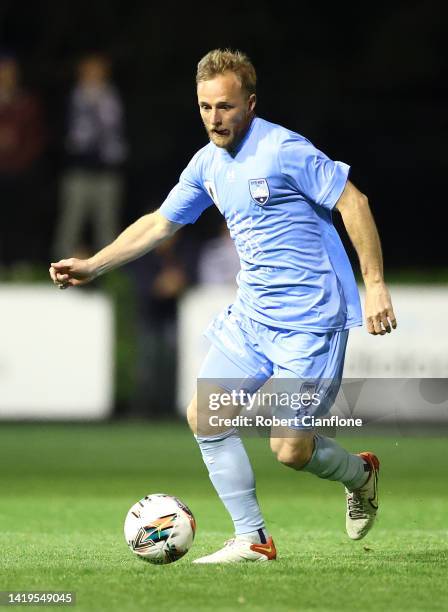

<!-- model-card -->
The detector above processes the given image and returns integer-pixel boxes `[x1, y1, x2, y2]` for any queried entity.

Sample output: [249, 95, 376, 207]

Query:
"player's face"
[197, 72, 256, 151]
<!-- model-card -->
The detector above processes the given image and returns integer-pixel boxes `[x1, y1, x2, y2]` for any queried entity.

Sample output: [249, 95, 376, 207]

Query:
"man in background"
[53, 53, 127, 259]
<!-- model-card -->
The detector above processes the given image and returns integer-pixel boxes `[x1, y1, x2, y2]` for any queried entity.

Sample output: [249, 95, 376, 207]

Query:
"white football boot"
[193, 535, 277, 564]
[345, 452, 380, 540]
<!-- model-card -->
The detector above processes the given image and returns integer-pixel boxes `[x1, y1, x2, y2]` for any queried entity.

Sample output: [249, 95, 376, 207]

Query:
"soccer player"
[50, 49, 397, 564]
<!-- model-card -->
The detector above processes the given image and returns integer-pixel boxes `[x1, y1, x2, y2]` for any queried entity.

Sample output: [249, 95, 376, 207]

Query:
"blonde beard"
[204, 114, 254, 151]
[209, 131, 234, 149]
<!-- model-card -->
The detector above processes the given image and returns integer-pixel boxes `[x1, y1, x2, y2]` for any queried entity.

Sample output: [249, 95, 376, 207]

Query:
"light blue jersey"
[159, 116, 362, 331]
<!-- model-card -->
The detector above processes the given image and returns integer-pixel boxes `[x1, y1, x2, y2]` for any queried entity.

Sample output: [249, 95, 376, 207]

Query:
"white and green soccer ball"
[124, 493, 196, 564]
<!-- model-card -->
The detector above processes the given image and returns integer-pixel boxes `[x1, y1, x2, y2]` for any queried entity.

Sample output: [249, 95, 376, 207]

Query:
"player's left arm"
[335, 181, 397, 335]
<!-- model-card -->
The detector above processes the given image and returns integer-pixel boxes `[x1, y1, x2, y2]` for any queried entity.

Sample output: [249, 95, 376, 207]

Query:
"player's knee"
[270, 437, 283, 455]
[276, 440, 314, 470]
[186, 397, 197, 434]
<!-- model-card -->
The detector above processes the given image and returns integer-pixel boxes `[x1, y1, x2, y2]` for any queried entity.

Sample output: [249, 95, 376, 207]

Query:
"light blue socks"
[196, 430, 366, 538]
[302, 434, 368, 491]
[196, 429, 266, 536]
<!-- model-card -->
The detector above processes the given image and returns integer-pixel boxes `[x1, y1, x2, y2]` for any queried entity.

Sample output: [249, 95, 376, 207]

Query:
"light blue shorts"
[198, 306, 349, 429]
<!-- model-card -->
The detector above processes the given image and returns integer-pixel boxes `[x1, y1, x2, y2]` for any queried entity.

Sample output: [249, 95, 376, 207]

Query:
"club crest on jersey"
[249, 178, 270, 206]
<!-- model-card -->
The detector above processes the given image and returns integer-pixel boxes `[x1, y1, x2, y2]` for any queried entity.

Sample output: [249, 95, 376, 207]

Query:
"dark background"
[1, 0, 447, 269]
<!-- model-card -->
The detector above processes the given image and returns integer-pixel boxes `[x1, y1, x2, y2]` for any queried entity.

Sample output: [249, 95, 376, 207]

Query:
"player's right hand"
[49, 258, 97, 290]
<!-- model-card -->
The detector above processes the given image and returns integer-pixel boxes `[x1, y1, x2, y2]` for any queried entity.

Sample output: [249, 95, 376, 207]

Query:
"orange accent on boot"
[359, 451, 380, 473]
[250, 536, 277, 560]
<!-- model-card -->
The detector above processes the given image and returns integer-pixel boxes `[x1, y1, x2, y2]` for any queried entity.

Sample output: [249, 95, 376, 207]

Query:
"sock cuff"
[235, 526, 268, 539]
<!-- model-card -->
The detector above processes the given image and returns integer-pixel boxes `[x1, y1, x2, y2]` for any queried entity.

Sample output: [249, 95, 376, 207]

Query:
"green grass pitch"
[0, 423, 447, 611]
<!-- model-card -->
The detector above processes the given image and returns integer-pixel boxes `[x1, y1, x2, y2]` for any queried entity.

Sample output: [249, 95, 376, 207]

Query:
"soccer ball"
[124, 493, 196, 564]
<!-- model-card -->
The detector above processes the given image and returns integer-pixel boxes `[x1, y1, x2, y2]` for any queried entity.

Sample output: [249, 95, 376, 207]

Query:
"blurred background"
[0, 0, 447, 421]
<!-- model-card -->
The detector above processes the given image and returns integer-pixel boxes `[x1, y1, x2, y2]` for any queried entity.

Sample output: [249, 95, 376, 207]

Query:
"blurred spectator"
[129, 233, 195, 416]
[53, 53, 127, 258]
[197, 221, 240, 285]
[0, 51, 47, 265]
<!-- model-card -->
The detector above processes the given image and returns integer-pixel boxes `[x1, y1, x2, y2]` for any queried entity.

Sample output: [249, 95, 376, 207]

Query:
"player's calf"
[271, 433, 315, 470]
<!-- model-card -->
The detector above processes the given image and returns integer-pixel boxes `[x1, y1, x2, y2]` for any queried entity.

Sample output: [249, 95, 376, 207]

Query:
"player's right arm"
[49, 211, 182, 289]
[50, 148, 213, 289]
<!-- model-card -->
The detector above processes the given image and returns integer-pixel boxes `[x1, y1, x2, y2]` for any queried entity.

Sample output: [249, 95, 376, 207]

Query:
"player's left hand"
[364, 282, 397, 335]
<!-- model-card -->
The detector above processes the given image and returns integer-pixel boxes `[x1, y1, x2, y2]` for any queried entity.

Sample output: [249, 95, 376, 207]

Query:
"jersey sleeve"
[279, 136, 350, 209]
[159, 152, 213, 224]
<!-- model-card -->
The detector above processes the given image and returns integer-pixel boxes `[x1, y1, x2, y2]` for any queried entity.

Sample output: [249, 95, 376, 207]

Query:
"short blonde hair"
[196, 49, 257, 97]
